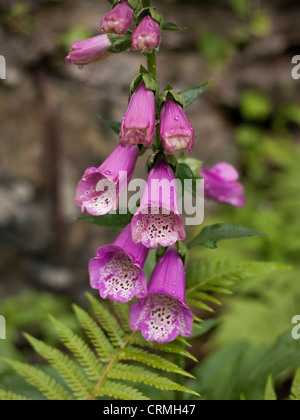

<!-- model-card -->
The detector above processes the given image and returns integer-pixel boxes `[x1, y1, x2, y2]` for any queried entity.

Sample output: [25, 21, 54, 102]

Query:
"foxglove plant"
[67, 0, 257, 349]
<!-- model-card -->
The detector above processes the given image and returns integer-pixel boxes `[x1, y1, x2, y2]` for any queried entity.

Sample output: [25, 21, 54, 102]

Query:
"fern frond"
[96, 380, 149, 400]
[0, 389, 31, 401]
[2, 358, 72, 401]
[109, 363, 199, 396]
[119, 346, 194, 378]
[73, 304, 114, 362]
[131, 336, 198, 362]
[87, 293, 127, 347]
[187, 260, 286, 296]
[186, 298, 215, 313]
[50, 316, 102, 380]
[25, 333, 93, 400]
[290, 368, 300, 400]
[264, 376, 277, 401]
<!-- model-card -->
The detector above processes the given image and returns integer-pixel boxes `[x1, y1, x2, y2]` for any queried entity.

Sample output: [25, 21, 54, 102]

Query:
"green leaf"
[264, 376, 277, 401]
[290, 368, 300, 400]
[107, 34, 132, 54]
[79, 213, 132, 228]
[178, 154, 202, 176]
[162, 22, 188, 32]
[188, 223, 266, 250]
[50, 317, 103, 381]
[24, 334, 93, 400]
[99, 117, 121, 135]
[176, 162, 200, 197]
[96, 380, 149, 401]
[179, 83, 209, 108]
[119, 346, 194, 378]
[0, 389, 31, 401]
[73, 305, 114, 361]
[109, 364, 199, 396]
[2, 358, 72, 401]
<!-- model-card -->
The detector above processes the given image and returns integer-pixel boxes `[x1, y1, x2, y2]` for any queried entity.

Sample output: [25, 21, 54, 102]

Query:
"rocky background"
[0, 0, 299, 304]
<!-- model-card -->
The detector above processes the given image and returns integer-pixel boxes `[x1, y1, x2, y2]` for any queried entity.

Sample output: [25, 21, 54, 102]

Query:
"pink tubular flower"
[65, 34, 112, 66]
[75, 144, 139, 216]
[89, 224, 149, 303]
[160, 99, 195, 154]
[131, 159, 186, 249]
[130, 248, 194, 344]
[121, 83, 156, 147]
[200, 163, 246, 208]
[132, 15, 160, 53]
[101, 1, 133, 35]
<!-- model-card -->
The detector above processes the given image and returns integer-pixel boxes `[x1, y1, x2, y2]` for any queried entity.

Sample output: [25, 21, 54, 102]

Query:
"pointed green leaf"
[264, 376, 277, 401]
[162, 22, 188, 32]
[188, 223, 266, 250]
[179, 83, 209, 107]
[78, 213, 132, 228]
[99, 117, 121, 135]
[107, 33, 132, 54]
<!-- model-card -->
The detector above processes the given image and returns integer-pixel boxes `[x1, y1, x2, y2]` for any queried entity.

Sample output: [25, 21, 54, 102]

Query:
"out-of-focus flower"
[131, 159, 186, 249]
[75, 145, 139, 215]
[130, 248, 194, 344]
[132, 15, 160, 53]
[121, 83, 156, 147]
[100, 1, 133, 35]
[160, 99, 194, 154]
[89, 224, 149, 303]
[200, 162, 246, 207]
[65, 34, 112, 66]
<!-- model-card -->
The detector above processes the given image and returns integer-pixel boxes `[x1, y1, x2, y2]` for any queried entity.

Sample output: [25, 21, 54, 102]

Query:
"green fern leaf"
[186, 298, 215, 313]
[25, 333, 93, 400]
[0, 389, 32, 401]
[109, 363, 199, 396]
[187, 260, 286, 296]
[131, 336, 198, 362]
[264, 375, 277, 400]
[119, 346, 194, 378]
[290, 368, 300, 400]
[87, 293, 127, 347]
[2, 358, 72, 401]
[50, 316, 103, 380]
[96, 380, 149, 400]
[73, 304, 114, 362]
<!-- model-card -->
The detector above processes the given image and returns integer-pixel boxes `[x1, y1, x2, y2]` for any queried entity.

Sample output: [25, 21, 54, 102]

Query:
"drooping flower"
[89, 224, 149, 303]
[200, 162, 246, 207]
[75, 144, 139, 216]
[132, 15, 160, 53]
[65, 34, 112, 66]
[131, 159, 186, 249]
[121, 83, 156, 147]
[130, 248, 194, 344]
[160, 99, 194, 154]
[100, 1, 133, 35]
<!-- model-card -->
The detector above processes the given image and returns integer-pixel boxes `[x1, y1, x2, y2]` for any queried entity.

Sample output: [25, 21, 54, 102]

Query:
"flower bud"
[65, 34, 112, 66]
[100, 1, 133, 35]
[132, 15, 160, 53]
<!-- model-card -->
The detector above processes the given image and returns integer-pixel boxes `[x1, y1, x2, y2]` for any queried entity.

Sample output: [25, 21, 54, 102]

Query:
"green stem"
[147, 51, 157, 79]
